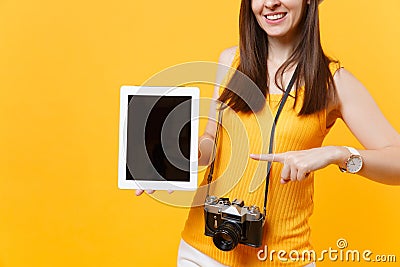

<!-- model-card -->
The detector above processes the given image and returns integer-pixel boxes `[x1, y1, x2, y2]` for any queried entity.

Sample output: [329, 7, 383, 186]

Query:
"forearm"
[198, 133, 215, 166]
[333, 146, 400, 185]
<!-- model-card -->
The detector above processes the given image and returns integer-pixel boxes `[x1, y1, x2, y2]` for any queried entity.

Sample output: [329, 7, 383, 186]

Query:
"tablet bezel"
[118, 85, 199, 191]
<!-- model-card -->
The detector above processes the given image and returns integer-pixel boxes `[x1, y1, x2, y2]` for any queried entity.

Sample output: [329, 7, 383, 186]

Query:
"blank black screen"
[126, 95, 191, 181]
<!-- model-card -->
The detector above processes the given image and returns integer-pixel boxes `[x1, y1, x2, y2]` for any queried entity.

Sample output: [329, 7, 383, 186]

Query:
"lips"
[264, 12, 287, 21]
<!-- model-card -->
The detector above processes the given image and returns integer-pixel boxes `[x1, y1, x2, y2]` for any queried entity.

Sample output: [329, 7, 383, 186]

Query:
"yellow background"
[0, 0, 399, 266]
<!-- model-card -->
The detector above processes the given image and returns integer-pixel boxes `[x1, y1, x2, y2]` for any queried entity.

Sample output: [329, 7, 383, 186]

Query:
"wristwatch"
[339, 146, 363, 174]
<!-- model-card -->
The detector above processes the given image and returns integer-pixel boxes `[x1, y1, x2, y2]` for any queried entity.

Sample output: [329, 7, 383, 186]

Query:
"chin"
[265, 31, 288, 38]
[264, 26, 295, 40]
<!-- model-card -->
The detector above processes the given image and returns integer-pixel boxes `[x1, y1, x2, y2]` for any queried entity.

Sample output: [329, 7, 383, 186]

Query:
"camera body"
[204, 196, 264, 251]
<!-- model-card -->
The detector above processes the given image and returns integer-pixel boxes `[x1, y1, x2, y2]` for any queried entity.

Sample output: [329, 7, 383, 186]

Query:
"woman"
[139, 0, 400, 266]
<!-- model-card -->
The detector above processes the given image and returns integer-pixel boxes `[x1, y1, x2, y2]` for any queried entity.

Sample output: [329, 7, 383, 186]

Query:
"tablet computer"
[118, 86, 199, 191]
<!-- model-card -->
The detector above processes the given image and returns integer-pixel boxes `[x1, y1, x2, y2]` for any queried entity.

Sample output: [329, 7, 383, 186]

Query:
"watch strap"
[344, 146, 361, 156]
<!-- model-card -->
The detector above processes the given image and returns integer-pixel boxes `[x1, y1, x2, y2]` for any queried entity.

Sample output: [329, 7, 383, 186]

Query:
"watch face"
[347, 155, 363, 173]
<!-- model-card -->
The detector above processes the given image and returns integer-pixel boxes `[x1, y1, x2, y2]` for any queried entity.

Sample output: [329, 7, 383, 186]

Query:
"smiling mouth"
[265, 12, 287, 21]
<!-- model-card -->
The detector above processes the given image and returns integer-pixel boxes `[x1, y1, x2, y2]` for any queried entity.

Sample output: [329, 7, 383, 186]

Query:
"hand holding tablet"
[118, 86, 200, 192]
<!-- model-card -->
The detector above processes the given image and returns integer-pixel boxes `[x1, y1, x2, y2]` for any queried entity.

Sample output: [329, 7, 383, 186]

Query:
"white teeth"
[266, 13, 285, 20]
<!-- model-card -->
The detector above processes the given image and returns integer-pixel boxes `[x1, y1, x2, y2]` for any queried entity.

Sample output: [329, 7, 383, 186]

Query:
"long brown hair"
[219, 0, 337, 115]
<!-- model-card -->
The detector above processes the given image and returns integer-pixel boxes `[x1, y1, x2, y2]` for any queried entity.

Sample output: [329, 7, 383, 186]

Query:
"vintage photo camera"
[204, 196, 264, 251]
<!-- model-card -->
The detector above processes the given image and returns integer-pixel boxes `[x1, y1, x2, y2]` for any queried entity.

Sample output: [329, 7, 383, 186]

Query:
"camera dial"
[205, 195, 218, 205]
[248, 205, 260, 214]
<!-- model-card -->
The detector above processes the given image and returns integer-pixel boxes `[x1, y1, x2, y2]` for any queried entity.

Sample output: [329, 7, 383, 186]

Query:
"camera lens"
[213, 222, 241, 251]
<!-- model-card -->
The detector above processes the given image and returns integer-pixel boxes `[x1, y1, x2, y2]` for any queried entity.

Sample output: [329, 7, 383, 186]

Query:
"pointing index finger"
[249, 153, 285, 162]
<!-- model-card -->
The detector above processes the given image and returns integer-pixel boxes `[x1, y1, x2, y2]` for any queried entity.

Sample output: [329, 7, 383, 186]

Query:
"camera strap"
[206, 66, 299, 217]
[262, 66, 299, 216]
[205, 101, 227, 198]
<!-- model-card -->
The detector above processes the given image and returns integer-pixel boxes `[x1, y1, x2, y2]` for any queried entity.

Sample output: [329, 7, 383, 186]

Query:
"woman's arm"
[198, 46, 237, 165]
[251, 68, 400, 185]
[333, 68, 400, 184]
